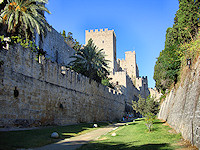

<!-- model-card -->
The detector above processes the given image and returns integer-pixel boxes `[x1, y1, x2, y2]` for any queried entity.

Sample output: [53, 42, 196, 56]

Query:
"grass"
[78, 119, 182, 150]
[0, 122, 109, 150]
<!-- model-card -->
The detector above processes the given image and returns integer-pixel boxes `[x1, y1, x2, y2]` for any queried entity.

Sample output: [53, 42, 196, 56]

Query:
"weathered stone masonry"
[158, 56, 200, 149]
[0, 45, 125, 127]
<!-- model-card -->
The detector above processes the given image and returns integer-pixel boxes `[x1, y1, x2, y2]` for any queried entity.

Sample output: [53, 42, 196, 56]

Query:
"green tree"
[164, 27, 179, 50]
[132, 96, 159, 132]
[153, 44, 181, 91]
[68, 39, 110, 83]
[145, 113, 156, 132]
[174, 0, 200, 44]
[0, 0, 51, 39]
[154, 0, 200, 92]
[132, 95, 159, 116]
[0, 0, 8, 35]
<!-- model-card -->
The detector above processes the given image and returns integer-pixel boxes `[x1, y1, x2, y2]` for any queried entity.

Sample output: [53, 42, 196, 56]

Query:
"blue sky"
[45, 0, 179, 88]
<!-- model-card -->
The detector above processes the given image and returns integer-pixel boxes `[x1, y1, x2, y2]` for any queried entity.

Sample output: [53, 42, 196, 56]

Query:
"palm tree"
[0, 0, 8, 35]
[69, 39, 110, 83]
[0, 0, 51, 39]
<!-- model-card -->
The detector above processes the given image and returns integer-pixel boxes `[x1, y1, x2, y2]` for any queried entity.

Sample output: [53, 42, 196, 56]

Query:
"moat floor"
[32, 122, 126, 150]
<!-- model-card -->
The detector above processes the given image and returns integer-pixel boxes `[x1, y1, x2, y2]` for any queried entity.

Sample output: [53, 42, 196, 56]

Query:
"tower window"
[102, 40, 104, 43]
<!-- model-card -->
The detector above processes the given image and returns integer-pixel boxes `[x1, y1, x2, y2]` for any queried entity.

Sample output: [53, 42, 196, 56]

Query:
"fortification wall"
[126, 75, 140, 102]
[158, 57, 200, 149]
[110, 71, 139, 104]
[117, 51, 139, 80]
[0, 45, 125, 127]
[36, 27, 75, 66]
[135, 76, 149, 98]
[135, 77, 143, 90]
[149, 88, 162, 102]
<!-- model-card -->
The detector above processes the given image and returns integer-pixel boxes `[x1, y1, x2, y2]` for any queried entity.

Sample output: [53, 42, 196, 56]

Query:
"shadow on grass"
[61, 134, 74, 139]
[153, 121, 164, 125]
[0, 122, 110, 149]
[78, 142, 172, 150]
[126, 122, 137, 127]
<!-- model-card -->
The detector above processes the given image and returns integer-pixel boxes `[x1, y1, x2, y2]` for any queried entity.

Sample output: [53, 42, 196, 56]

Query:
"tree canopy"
[68, 39, 110, 83]
[175, 0, 199, 44]
[154, 0, 199, 92]
[132, 95, 159, 116]
[0, 0, 51, 39]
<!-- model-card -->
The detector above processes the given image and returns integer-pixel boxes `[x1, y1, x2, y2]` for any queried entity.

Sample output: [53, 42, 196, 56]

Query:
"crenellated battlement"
[125, 51, 136, 55]
[0, 44, 125, 127]
[85, 28, 114, 33]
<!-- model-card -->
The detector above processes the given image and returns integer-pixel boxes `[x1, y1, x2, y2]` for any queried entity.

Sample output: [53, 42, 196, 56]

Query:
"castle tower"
[117, 51, 139, 81]
[85, 29, 117, 73]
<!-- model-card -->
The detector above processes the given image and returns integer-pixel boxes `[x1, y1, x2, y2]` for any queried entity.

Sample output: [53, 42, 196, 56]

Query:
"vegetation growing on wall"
[61, 30, 82, 51]
[154, 0, 200, 93]
[0, 35, 46, 60]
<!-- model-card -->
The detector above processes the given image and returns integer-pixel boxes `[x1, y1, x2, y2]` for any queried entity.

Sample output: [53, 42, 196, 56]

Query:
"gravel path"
[32, 122, 126, 150]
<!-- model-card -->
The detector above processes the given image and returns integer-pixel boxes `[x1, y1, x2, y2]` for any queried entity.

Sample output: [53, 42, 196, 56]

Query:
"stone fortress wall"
[35, 27, 75, 66]
[149, 87, 162, 102]
[110, 71, 140, 104]
[0, 44, 125, 127]
[117, 51, 139, 79]
[117, 51, 149, 98]
[0, 27, 149, 127]
[158, 56, 200, 149]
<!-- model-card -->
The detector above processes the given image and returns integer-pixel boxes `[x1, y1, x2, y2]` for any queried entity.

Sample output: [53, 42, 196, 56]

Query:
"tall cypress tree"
[153, 0, 200, 92]
[175, 0, 200, 44]
[164, 27, 179, 49]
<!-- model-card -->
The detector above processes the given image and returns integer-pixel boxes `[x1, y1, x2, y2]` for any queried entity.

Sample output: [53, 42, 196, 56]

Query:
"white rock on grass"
[93, 124, 98, 128]
[111, 133, 116, 136]
[51, 132, 59, 138]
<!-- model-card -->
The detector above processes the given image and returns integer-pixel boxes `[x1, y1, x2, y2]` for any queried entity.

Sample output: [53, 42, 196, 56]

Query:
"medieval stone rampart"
[110, 71, 139, 103]
[0, 45, 125, 127]
[117, 51, 149, 99]
[158, 56, 200, 149]
[35, 27, 75, 66]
